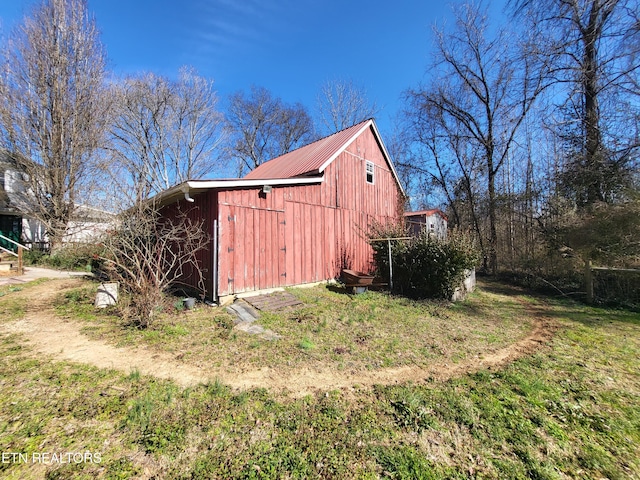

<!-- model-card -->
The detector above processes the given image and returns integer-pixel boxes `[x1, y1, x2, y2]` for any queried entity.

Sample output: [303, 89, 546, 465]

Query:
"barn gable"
[244, 118, 404, 195]
[157, 119, 404, 301]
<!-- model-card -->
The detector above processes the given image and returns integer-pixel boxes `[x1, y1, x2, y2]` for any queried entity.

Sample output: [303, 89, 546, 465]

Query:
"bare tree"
[404, 2, 549, 274]
[225, 85, 313, 176]
[107, 68, 225, 204]
[511, 0, 640, 206]
[0, 0, 107, 250]
[316, 78, 379, 134]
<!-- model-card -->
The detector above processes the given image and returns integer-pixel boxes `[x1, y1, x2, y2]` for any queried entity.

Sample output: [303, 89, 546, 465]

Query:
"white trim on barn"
[154, 177, 325, 208]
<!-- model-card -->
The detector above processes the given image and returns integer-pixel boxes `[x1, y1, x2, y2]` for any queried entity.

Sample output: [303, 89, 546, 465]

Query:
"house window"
[365, 161, 374, 184]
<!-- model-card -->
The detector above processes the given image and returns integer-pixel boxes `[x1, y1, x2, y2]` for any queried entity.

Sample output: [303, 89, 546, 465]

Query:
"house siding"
[217, 190, 287, 295]
[405, 210, 448, 240]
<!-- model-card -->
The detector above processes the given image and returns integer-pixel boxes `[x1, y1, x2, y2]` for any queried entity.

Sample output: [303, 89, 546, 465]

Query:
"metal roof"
[404, 209, 448, 221]
[152, 118, 405, 208]
[244, 119, 371, 180]
[243, 119, 404, 196]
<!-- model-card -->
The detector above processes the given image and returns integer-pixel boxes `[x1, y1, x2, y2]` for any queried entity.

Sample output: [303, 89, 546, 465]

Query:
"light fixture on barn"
[262, 185, 272, 194]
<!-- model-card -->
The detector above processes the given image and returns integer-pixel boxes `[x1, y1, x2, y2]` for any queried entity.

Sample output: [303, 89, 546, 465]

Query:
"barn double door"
[222, 205, 287, 294]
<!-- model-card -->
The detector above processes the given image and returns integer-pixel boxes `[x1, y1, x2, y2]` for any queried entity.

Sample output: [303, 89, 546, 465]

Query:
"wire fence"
[586, 262, 640, 308]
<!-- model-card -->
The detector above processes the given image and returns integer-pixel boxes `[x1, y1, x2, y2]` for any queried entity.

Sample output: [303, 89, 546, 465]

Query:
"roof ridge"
[256, 118, 372, 165]
[305, 118, 372, 149]
[243, 118, 373, 180]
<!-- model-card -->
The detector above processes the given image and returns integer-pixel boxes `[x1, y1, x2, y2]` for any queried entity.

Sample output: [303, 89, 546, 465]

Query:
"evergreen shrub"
[369, 223, 479, 299]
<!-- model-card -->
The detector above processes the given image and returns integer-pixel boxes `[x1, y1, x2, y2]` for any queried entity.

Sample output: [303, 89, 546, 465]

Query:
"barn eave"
[152, 176, 324, 208]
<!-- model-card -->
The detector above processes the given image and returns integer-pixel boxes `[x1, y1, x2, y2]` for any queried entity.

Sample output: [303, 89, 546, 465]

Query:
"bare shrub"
[100, 204, 209, 328]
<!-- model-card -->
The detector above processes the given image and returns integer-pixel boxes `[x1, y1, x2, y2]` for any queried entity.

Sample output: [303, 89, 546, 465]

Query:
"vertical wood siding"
[216, 188, 287, 295]
[160, 190, 217, 300]
[167, 125, 401, 298]
[215, 126, 401, 296]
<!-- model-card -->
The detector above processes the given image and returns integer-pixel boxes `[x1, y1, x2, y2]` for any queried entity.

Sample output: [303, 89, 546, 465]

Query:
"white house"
[0, 150, 113, 250]
[404, 209, 448, 240]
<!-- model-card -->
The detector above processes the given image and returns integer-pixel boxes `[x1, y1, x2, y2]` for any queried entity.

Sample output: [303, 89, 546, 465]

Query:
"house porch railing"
[0, 233, 31, 274]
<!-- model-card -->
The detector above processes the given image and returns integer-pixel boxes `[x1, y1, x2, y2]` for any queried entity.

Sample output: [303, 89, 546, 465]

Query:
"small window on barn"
[365, 161, 374, 184]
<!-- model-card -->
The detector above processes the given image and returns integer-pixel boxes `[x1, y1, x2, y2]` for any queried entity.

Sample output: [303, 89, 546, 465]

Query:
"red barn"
[156, 119, 404, 302]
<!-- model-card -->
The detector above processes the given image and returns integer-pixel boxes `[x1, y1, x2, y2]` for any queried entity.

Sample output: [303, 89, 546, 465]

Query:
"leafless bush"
[100, 203, 209, 328]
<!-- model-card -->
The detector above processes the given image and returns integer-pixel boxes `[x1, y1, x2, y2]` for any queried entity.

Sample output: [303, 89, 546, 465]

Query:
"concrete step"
[0, 262, 16, 272]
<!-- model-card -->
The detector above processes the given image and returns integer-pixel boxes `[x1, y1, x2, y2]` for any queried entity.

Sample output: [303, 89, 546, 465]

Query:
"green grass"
[0, 279, 50, 321]
[298, 336, 315, 350]
[0, 280, 638, 478]
[51, 280, 533, 373]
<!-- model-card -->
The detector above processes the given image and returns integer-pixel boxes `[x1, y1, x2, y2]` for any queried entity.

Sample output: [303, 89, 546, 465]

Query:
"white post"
[585, 260, 593, 304]
[388, 238, 393, 292]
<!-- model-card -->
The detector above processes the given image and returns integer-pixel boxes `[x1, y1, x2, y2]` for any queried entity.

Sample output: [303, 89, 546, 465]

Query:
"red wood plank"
[234, 205, 244, 293]
[225, 204, 235, 294]
[278, 211, 286, 286]
[313, 204, 322, 281]
[294, 202, 303, 285]
[270, 209, 277, 287]
[304, 203, 313, 281]
[261, 208, 268, 289]
[246, 206, 256, 292]
[232, 205, 245, 293]
[255, 208, 263, 289]
[285, 204, 294, 287]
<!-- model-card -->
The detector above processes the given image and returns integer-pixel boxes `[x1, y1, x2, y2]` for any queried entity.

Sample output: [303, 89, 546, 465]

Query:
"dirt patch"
[1, 279, 559, 398]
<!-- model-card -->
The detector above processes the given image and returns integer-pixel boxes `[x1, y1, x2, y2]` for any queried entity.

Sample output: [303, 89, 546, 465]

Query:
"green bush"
[370, 223, 479, 299]
[22, 248, 46, 265]
[24, 243, 105, 271]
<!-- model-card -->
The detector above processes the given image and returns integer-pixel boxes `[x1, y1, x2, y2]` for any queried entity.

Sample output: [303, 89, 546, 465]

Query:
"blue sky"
[0, 0, 508, 136]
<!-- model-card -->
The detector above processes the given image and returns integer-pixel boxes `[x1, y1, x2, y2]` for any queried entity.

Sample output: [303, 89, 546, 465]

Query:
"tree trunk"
[488, 168, 498, 275]
[583, 1, 604, 205]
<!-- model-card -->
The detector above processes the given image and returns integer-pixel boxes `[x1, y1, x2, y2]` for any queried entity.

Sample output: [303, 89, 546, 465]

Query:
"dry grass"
[53, 280, 534, 374]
